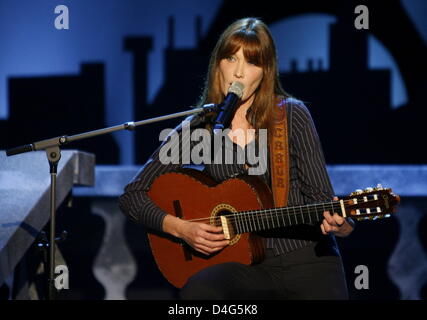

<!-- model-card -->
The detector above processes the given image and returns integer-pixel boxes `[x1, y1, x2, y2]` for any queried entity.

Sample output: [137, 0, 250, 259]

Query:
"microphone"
[213, 81, 244, 132]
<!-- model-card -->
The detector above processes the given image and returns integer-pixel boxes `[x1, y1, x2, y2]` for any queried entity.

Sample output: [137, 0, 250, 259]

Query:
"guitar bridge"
[220, 215, 235, 240]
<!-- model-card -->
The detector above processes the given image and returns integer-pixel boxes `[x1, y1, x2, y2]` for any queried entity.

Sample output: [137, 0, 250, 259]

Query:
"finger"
[210, 243, 229, 252]
[323, 211, 335, 225]
[325, 223, 338, 235]
[332, 213, 345, 227]
[194, 227, 223, 241]
[196, 242, 227, 254]
[203, 231, 227, 241]
[202, 223, 223, 233]
[194, 243, 215, 254]
[322, 220, 331, 233]
[192, 244, 211, 255]
[211, 239, 230, 248]
[200, 237, 229, 249]
[320, 224, 327, 235]
[324, 219, 340, 234]
[197, 249, 211, 255]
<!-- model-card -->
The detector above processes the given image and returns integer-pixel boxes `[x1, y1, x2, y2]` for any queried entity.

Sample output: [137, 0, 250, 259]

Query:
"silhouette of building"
[280, 12, 391, 164]
[127, 17, 207, 164]
[0, 63, 119, 164]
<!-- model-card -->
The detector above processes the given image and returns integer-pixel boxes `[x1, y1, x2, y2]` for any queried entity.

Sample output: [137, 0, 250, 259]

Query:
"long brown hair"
[199, 17, 291, 130]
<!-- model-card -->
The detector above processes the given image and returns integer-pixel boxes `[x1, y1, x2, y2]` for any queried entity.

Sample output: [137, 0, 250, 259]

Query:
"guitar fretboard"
[229, 201, 343, 234]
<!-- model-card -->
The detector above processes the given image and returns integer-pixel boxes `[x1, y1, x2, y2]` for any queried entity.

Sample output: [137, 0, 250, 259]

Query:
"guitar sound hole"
[217, 210, 233, 217]
[216, 210, 233, 227]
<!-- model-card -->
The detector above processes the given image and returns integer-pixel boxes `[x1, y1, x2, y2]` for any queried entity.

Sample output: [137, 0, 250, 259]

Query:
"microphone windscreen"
[228, 81, 244, 98]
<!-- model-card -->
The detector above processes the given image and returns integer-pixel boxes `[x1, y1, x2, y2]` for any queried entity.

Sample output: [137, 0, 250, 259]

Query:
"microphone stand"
[5, 104, 217, 300]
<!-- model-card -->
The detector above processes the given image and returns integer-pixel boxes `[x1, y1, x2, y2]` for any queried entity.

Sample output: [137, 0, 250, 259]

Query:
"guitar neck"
[230, 201, 343, 234]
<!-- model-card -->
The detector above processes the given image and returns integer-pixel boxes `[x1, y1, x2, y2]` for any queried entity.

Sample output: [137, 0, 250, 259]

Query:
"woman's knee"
[180, 272, 226, 300]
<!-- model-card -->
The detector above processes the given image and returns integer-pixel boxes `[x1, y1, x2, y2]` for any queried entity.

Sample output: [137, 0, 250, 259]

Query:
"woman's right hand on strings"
[178, 220, 230, 255]
[162, 214, 229, 255]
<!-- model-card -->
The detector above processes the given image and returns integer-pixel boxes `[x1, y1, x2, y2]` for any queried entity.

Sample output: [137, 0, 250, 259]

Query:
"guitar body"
[147, 169, 274, 288]
[146, 169, 401, 288]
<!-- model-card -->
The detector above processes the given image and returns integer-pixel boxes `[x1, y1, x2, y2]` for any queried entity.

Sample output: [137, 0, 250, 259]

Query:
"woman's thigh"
[180, 262, 279, 300]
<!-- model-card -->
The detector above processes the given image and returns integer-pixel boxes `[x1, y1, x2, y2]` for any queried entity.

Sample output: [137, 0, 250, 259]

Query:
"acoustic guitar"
[147, 168, 400, 288]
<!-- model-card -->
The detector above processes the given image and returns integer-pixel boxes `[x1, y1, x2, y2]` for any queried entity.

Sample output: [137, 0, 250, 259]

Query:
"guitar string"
[186, 198, 380, 224]
[187, 197, 377, 222]
[186, 198, 384, 227]
[194, 204, 344, 227]
[188, 202, 342, 222]
[186, 204, 331, 222]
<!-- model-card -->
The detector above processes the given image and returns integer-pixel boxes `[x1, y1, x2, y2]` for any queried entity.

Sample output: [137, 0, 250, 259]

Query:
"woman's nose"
[234, 62, 244, 78]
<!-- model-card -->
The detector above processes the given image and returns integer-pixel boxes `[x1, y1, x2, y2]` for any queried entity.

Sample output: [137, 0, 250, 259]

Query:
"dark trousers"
[180, 241, 349, 300]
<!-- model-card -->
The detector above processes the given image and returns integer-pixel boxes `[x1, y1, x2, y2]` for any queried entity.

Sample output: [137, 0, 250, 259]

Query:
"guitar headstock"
[342, 184, 400, 221]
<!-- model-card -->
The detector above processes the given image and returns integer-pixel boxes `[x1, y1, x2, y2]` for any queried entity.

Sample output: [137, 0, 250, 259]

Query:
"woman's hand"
[320, 197, 355, 237]
[177, 220, 230, 255]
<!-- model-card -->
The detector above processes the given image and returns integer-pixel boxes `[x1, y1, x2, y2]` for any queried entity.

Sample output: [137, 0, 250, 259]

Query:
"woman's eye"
[227, 56, 236, 62]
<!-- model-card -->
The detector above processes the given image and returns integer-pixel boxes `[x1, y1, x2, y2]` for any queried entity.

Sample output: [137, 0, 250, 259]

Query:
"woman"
[119, 17, 354, 299]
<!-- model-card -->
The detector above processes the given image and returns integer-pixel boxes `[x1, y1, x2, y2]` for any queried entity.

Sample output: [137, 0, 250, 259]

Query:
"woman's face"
[218, 47, 263, 105]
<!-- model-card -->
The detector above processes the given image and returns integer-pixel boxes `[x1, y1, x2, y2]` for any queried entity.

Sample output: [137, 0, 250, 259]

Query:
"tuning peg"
[350, 189, 363, 196]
